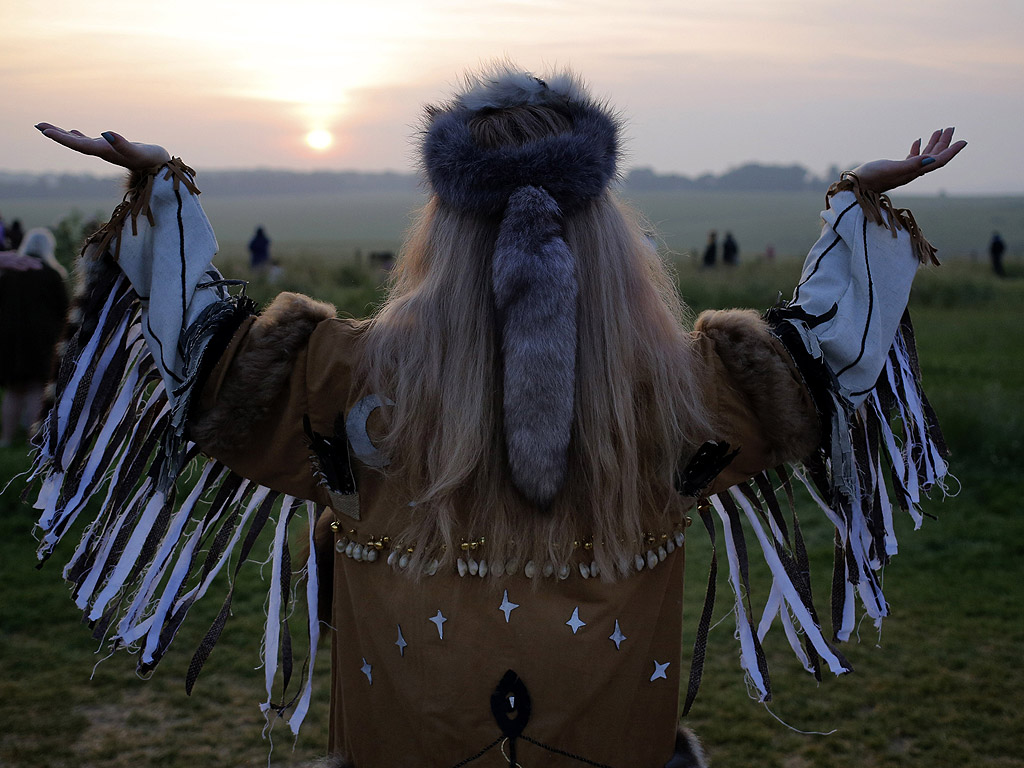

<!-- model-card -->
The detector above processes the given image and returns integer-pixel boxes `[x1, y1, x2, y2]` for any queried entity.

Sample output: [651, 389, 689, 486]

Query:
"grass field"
[1, 232, 1022, 766]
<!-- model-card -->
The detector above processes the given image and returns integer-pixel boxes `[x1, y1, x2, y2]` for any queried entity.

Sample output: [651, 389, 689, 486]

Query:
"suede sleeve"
[190, 291, 364, 502]
[692, 308, 820, 495]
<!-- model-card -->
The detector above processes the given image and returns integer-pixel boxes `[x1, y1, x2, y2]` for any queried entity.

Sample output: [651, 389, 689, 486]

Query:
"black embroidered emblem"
[304, 413, 358, 518]
[674, 440, 739, 497]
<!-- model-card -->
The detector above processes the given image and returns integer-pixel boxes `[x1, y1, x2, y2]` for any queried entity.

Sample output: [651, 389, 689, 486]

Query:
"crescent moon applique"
[346, 394, 394, 468]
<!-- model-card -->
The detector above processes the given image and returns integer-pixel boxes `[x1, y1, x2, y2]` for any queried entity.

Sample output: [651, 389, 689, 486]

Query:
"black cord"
[520, 735, 617, 768]
[448, 737, 503, 768]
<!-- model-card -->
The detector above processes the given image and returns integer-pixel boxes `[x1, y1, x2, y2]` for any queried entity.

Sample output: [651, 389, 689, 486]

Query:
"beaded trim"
[330, 518, 692, 579]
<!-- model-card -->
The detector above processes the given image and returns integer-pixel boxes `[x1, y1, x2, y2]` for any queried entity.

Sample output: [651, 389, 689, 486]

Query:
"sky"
[2, 0, 1022, 194]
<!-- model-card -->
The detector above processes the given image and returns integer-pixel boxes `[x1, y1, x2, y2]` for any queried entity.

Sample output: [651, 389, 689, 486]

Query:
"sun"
[305, 128, 333, 151]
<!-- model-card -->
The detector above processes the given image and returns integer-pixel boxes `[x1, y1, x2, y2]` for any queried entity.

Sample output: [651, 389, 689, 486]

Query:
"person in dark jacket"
[702, 229, 717, 267]
[989, 231, 1007, 277]
[6, 219, 25, 251]
[0, 227, 68, 445]
[249, 225, 271, 271]
[722, 232, 739, 266]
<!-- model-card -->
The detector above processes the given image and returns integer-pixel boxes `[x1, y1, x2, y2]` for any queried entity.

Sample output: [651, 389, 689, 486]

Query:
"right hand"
[35, 124, 170, 171]
[851, 127, 967, 194]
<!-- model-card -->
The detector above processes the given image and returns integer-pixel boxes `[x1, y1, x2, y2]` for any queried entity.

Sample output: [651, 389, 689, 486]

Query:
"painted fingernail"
[921, 157, 936, 167]
[101, 131, 117, 143]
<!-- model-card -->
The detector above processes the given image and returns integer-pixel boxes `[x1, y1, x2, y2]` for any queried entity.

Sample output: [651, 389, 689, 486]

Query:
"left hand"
[35, 123, 170, 171]
[851, 127, 967, 194]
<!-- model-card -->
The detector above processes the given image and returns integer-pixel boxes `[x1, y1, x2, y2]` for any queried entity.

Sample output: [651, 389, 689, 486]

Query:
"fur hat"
[421, 65, 622, 507]
[423, 64, 621, 216]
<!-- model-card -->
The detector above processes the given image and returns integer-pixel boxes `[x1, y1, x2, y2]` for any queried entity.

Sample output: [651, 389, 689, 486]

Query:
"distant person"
[248, 225, 271, 271]
[764, 244, 776, 262]
[702, 229, 717, 267]
[989, 231, 1007, 277]
[722, 232, 739, 266]
[0, 227, 68, 446]
[6, 219, 24, 250]
[369, 250, 396, 272]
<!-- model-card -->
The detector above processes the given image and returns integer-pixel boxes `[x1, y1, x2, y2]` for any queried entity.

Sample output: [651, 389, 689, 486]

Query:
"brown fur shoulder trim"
[696, 308, 819, 464]
[190, 292, 336, 453]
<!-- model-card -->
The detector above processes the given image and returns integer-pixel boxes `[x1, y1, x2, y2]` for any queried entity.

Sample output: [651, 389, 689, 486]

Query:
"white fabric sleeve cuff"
[115, 167, 225, 401]
[787, 190, 919, 406]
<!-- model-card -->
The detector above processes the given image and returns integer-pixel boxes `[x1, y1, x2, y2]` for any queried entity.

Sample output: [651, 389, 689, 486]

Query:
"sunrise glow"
[1, 0, 1019, 191]
[305, 129, 334, 151]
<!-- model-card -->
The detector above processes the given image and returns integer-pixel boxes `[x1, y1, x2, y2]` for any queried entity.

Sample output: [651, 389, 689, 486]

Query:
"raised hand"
[851, 127, 967, 194]
[35, 124, 170, 171]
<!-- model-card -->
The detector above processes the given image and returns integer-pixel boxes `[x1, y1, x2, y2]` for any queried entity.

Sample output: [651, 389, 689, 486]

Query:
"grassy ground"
[1, 254, 1022, 767]
[0, 452, 332, 767]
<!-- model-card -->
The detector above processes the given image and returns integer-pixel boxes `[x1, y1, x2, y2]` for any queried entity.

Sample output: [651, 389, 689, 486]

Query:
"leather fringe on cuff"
[85, 158, 201, 263]
[828, 171, 938, 265]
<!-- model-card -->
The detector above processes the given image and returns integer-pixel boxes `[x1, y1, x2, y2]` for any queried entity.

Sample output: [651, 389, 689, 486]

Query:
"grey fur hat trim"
[493, 186, 577, 506]
[422, 66, 621, 216]
[421, 65, 620, 507]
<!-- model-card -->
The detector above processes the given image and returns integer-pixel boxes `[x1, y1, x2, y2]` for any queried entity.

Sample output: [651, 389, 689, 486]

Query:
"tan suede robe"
[193, 299, 817, 768]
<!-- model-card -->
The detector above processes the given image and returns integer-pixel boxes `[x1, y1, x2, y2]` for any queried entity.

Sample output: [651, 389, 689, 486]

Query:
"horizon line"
[2, 165, 1022, 197]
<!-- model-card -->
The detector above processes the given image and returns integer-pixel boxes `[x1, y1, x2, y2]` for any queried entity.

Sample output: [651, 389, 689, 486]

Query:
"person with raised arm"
[29, 66, 964, 767]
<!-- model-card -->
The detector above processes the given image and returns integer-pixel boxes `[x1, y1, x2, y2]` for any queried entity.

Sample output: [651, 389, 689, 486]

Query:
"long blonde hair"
[358, 100, 713, 576]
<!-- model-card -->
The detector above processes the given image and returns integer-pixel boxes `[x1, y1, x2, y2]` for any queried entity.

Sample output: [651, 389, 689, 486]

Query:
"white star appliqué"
[566, 607, 586, 634]
[429, 609, 448, 639]
[360, 658, 373, 685]
[650, 660, 670, 682]
[609, 620, 627, 650]
[499, 590, 519, 623]
[395, 625, 408, 656]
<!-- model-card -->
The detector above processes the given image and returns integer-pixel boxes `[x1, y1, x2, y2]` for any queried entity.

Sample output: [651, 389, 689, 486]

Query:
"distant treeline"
[0, 162, 840, 199]
[625, 163, 841, 193]
[0, 169, 421, 199]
